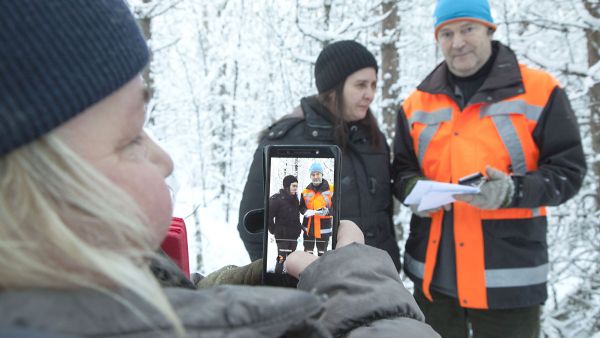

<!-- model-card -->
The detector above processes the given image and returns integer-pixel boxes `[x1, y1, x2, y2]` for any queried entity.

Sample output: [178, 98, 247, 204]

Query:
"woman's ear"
[323, 91, 336, 113]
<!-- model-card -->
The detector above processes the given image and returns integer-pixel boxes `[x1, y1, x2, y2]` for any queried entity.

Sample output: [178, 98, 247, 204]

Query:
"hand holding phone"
[455, 166, 513, 209]
[285, 220, 363, 278]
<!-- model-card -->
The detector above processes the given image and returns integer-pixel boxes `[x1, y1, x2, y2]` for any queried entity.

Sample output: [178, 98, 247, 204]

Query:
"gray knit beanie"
[314, 40, 378, 94]
[0, 0, 149, 157]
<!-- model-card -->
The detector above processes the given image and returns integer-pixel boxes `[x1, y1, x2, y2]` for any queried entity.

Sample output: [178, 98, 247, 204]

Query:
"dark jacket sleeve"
[268, 196, 276, 234]
[391, 107, 424, 202]
[237, 144, 266, 261]
[509, 87, 587, 208]
[299, 192, 307, 214]
[297, 243, 440, 337]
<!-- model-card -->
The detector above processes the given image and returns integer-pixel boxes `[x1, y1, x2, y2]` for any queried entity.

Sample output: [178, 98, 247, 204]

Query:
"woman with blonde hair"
[0, 1, 439, 337]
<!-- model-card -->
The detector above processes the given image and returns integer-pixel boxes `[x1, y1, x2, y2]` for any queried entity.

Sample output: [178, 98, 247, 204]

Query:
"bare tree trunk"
[380, 1, 403, 243]
[218, 64, 228, 205]
[139, 0, 155, 126]
[323, 1, 331, 47]
[584, 0, 600, 208]
[380, 0, 400, 142]
[226, 59, 240, 223]
[193, 208, 202, 270]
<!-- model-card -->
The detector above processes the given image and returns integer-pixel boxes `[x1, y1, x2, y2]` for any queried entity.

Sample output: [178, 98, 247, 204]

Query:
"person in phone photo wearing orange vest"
[391, 0, 587, 337]
[300, 162, 334, 256]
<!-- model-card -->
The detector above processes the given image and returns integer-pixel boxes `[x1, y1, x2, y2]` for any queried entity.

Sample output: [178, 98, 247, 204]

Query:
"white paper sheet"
[404, 180, 480, 211]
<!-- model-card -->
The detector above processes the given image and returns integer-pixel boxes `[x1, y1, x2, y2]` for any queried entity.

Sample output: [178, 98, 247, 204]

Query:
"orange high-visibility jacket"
[301, 181, 334, 238]
[393, 43, 586, 310]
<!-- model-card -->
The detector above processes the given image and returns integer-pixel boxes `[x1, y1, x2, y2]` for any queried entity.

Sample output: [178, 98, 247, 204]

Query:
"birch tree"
[380, 0, 400, 141]
[584, 0, 600, 208]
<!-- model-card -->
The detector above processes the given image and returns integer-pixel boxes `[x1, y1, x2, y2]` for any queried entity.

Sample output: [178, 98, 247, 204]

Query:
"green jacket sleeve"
[196, 259, 263, 288]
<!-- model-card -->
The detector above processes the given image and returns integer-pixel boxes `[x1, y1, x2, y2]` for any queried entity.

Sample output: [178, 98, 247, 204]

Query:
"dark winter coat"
[0, 244, 440, 338]
[392, 42, 587, 309]
[268, 189, 302, 240]
[238, 96, 401, 270]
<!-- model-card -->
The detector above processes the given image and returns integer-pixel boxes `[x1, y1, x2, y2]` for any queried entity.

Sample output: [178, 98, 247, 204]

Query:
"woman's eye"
[122, 134, 148, 159]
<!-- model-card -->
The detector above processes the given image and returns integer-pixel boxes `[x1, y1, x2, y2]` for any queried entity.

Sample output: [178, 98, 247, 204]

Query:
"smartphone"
[262, 145, 341, 286]
[458, 172, 486, 188]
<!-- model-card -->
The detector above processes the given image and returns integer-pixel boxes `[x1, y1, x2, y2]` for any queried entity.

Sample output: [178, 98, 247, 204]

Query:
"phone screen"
[262, 145, 340, 286]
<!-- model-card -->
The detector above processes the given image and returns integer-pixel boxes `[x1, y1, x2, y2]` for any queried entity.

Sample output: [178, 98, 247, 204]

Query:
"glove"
[316, 207, 329, 216]
[454, 166, 514, 210]
[304, 209, 317, 217]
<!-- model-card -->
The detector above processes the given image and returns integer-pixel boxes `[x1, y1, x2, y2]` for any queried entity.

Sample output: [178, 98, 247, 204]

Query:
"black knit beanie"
[0, 0, 149, 157]
[282, 175, 298, 191]
[314, 40, 378, 94]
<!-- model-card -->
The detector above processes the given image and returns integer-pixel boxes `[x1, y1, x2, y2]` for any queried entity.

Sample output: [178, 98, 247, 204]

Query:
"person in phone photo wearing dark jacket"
[268, 175, 302, 273]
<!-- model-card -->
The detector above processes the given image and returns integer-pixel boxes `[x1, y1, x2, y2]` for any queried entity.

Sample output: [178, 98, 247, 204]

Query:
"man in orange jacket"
[300, 162, 334, 256]
[392, 0, 586, 337]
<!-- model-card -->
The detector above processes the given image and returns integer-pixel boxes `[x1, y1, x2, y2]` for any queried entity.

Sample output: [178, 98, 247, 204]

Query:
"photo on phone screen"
[263, 145, 340, 285]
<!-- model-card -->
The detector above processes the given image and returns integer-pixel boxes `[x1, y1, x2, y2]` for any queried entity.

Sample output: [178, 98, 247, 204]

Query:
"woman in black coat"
[238, 40, 401, 271]
[268, 175, 302, 272]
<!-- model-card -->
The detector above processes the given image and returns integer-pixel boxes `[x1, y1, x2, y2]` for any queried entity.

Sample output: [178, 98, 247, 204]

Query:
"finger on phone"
[284, 251, 318, 278]
[336, 220, 364, 248]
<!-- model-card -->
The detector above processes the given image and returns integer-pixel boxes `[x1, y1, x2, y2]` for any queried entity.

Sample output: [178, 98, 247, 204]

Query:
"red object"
[160, 217, 190, 278]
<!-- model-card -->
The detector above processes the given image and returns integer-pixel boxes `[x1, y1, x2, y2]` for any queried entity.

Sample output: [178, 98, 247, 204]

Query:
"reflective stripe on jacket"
[403, 64, 557, 309]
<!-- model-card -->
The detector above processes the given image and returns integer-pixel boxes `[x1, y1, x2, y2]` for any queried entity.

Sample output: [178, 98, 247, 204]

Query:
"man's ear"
[488, 27, 495, 36]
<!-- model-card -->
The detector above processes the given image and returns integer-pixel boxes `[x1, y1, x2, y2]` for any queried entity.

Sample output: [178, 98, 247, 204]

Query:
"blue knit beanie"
[0, 0, 149, 157]
[433, 0, 496, 37]
[309, 162, 324, 174]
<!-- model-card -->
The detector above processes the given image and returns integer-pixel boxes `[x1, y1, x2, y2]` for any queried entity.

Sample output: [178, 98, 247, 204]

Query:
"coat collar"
[278, 189, 299, 202]
[301, 96, 335, 141]
[417, 41, 524, 105]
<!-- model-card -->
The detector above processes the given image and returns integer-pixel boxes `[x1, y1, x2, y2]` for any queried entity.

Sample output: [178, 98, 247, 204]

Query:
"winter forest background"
[129, 0, 599, 336]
